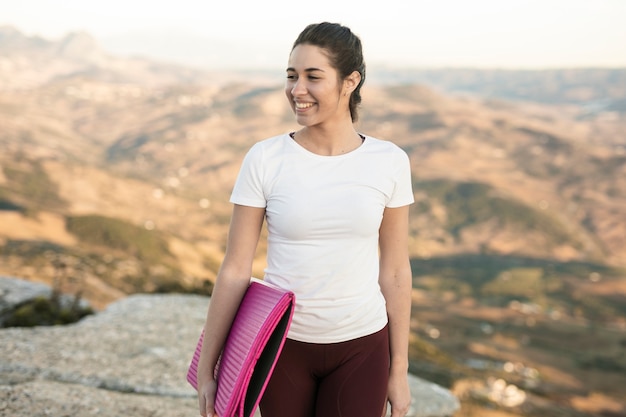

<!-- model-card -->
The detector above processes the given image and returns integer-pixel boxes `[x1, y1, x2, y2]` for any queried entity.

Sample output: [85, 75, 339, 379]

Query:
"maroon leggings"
[259, 325, 390, 417]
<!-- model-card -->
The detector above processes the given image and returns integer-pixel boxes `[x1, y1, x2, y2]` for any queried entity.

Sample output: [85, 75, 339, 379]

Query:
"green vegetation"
[152, 278, 214, 296]
[2, 161, 66, 212]
[0, 239, 66, 260]
[66, 214, 172, 264]
[408, 112, 445, 131]
[575, 351, 626, 373]
[0, 247, 95, 328]
[0, 188, 25, 212]
[2, 296, 93, 328]
[62, 215, 212, 294]
[482, 267, 546, 298]
[408, 333, 464, 388]
[411, 253, 625, 321]
[415, 179, 578, 248]
[232, 86, 279, 117]
[105, 134, 151, 163]
[0, 236, 209, 300]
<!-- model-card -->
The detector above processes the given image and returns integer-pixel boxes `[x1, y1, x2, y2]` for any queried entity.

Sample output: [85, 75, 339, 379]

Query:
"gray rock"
[0, 276, 91, 326]
[0, 282, 460, 417]
[0, 276, 52, 318]
[0, 380, 197, 417]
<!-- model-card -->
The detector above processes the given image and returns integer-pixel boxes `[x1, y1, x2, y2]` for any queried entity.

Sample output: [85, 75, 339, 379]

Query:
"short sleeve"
[229, 143, 267, 208]
[386, 149, 414, 208]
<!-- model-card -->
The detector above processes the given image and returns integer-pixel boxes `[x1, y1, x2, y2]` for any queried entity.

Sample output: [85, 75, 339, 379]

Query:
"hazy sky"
[2, 0, 625, 69]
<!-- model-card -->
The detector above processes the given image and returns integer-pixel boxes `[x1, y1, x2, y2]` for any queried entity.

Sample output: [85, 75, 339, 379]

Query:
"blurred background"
[1, 1, 625, 416]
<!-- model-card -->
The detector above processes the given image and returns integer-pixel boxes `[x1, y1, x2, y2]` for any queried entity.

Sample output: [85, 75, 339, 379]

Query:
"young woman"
[196, 22, 414, 417]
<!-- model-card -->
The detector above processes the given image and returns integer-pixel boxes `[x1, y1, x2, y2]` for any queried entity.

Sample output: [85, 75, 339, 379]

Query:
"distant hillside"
[1, 26, 624, 297]
[369, 66, 626, 112]
[0, 25, 257, 89]
[4, 24, 626, 110]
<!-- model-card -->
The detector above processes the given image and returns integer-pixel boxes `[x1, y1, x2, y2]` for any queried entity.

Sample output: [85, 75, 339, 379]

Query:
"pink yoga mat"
[187, 278, 295, 417]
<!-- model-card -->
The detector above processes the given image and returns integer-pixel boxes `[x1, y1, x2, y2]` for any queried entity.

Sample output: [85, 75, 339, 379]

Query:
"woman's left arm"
[379, 205, 412, 417]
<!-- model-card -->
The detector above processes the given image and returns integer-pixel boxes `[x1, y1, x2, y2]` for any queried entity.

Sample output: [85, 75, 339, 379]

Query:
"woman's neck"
[293, 125, 363, 156]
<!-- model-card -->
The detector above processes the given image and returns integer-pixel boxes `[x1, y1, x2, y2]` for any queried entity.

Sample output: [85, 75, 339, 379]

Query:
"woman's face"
[285, 44, 349, 128]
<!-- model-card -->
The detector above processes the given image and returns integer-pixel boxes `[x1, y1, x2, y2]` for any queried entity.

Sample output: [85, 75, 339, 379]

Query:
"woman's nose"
[291, 79, 306, 96]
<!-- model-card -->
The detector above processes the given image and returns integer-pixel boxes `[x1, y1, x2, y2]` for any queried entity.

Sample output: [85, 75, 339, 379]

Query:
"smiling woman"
[192, 22, 414, 417]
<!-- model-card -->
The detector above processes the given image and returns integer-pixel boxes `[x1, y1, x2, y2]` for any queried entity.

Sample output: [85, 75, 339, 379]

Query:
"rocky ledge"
[0, 277, 459, 416]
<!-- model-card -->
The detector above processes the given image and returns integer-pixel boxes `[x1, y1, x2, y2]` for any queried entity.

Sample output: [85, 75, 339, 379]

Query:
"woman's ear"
[344, 70, 362, 95]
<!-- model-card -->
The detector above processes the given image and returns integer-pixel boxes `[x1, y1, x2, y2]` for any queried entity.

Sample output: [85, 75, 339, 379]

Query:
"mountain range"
[1, 25, 625, 417]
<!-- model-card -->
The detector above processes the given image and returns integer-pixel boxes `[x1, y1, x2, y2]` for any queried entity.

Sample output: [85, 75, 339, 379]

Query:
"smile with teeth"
[295, 102, 314, 109]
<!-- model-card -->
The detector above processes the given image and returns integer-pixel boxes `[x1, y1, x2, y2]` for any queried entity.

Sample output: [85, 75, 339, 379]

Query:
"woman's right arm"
[197, 204, 266, 417]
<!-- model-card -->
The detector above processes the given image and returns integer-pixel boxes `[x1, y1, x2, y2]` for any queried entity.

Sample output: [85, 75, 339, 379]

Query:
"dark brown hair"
[292, 22, 366, 122]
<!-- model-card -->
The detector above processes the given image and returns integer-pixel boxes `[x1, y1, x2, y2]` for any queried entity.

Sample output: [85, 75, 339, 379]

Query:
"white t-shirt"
[230, 133, 414, 343]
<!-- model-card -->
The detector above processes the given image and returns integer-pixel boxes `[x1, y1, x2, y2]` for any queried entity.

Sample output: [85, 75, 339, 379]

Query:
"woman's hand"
[198, 378, 218, 417]
[386, 369, 411, 417]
